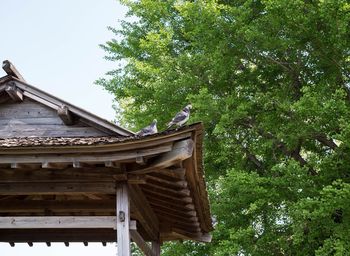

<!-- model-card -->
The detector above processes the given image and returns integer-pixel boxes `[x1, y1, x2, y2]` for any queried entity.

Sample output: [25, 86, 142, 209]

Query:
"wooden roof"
[0, 123, 213, 243]
[0, 60, 133, 137]
[0, 61, 213, 246]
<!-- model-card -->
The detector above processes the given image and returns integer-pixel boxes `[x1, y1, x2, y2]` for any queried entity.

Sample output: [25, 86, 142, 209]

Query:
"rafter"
[2, 60, 26, 82]
[5, 82, 23, 102]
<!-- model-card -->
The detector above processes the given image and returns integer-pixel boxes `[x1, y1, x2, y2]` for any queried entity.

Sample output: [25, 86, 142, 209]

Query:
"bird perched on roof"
[167, 104, 192, 129]
[136, 119, 158, 136]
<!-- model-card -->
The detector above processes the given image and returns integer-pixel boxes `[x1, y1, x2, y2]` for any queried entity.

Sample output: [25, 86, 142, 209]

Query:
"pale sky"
[0, 1, 128, 255]
[0, 0, 127, 122]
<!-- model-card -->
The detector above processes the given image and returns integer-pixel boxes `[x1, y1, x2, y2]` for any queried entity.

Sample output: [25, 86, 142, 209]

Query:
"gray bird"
[136, 119, 158, 136]
[167, 104, 192, 128]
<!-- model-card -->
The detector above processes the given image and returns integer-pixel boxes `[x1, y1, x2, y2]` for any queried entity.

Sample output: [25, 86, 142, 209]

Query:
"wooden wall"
[0, 98, 109, 137]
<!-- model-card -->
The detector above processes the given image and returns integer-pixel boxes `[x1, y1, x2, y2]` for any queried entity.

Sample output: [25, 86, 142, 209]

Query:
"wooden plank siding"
[0, 98, 109, 137]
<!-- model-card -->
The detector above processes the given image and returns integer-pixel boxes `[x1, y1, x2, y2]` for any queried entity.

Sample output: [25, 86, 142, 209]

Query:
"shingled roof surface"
[0, 124, 198, 148]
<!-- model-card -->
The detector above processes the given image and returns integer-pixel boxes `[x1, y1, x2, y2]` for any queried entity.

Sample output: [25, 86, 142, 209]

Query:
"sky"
[0, 1, 128, 255]
[0, 0, 127, 122]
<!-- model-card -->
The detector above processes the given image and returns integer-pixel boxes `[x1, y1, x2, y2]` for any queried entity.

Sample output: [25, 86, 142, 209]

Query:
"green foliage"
[97, 0, 350, 254]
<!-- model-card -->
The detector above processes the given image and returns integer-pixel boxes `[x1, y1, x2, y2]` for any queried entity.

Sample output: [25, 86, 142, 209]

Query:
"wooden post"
[117, 182, 130, 256]
[152, 241, 161, 256]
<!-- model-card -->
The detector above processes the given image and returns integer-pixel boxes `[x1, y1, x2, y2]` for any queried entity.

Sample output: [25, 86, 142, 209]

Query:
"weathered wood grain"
[2, 60, 26, 82]
[0, 143, 172, 164]
[0, 182, 116, 195]
[129, 185, 159, 241]
[130, 139, 194, 175]
[5, 82, 23, 102]
[130, 229, 155, 256]
[152, 241, 161, 256]
[0, 216, 119, 229]
[0, 98, 110, 137]
[0, 199, 115, 213]
[11, 80, 133, 136]
[116, 183, 131, 256]
[57, 105, 74, 125]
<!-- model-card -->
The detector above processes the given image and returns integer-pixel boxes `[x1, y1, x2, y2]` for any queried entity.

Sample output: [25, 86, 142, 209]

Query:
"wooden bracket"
[2, 60, 26, 82]
[130, 139, 194, 175]
[128, 185, 159, 240]
[130, 229, 158, 256]
[57, 105, 74, 125]
[5, 82, 23, 102]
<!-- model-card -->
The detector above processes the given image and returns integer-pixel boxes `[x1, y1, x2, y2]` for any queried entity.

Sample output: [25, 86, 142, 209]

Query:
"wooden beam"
[142, 187, 193, 203]
[131, 139, 194, 175]
[2, 60, 26, 82]
[0, 170, 144, 184]
[142, 183, 191, 197]
[171, 228, 212, 243]
[0, 182, 116, 195]
[159, 220, 201, 234]
[0, 143, 172, 164]
[129, 185, 159, 241]
[146, 195, 195, 211]
[0, 216, 137, 230]
[154, 208, 199, 224]
[116, 182, 130, 256]
[0, 216, 119, 229]
[149, 201, 197, 217]
[5, 82, 23, 102]
[0, 167, 123, 180]
[154, 168, 186, 179]
[57, 105, 74, 125]
[130, 229, 155, 256]
[127, 174, 147, 185]
[0, 199, 116, 213]
[146, 174, 187, 189]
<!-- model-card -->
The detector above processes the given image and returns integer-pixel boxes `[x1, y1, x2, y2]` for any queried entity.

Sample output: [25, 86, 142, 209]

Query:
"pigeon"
[167, 104, 192, 129]
[136, 119, 158, 136]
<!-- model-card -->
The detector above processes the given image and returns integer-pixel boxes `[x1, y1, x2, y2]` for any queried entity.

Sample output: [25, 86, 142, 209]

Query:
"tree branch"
[240, 119, 316, 175]
[314, 134, 338, 150]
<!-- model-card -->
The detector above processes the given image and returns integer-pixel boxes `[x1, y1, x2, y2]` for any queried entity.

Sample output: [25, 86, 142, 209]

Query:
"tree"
[97, 0, 350, 255]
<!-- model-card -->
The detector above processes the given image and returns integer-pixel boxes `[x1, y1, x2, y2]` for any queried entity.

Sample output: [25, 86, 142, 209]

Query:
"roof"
[0, 123, 213, 243]
[0, 61, 213, 245]
[0, 124, 195, 148]
[0, 60, 133, 137]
